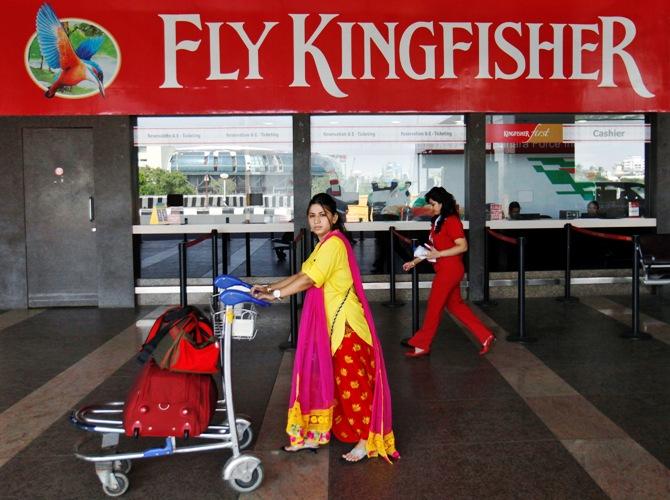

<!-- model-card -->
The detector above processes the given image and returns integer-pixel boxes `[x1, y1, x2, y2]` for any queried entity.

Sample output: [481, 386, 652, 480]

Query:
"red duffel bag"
[137, 306, 219, 374]
[123, 360, 218, 438]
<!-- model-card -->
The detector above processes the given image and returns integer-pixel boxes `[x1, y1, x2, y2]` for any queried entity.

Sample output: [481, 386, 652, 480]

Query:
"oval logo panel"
[25, 3, 120, 99]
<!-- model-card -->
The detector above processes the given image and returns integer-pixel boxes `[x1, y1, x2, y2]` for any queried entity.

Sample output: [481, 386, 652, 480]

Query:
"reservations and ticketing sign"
[3, 0, 670, 115]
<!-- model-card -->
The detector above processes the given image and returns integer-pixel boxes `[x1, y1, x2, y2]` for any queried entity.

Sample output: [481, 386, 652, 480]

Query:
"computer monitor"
[512, 213, 542, 220]
[166, 194, 184, 207]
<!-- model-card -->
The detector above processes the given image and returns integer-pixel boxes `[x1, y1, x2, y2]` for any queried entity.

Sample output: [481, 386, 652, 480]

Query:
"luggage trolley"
[70, 275, 269, 497]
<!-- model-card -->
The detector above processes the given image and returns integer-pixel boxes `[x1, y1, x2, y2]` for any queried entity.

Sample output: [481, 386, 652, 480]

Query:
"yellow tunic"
[301, 236, 372, 354]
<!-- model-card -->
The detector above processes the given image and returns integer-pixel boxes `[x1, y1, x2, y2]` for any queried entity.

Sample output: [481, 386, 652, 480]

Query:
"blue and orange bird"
[35, 3, 105, 98]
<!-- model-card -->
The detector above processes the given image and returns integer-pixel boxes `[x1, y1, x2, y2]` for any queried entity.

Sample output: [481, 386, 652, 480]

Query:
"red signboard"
[3, 0, 670, 115]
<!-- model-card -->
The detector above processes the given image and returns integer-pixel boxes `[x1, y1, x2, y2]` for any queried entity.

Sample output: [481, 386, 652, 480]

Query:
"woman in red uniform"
[401, 187, 495, 358]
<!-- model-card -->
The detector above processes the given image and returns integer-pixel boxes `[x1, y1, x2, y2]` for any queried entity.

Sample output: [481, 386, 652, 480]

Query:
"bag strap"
[329, 287, 351, 337]
[136, 308, 196, 364]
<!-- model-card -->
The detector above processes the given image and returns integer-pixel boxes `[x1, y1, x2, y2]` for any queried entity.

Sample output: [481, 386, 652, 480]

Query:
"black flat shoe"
[400, 337, 413, 348]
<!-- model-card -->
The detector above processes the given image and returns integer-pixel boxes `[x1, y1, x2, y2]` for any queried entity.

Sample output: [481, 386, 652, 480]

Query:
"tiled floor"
[0, 295, 669, 499]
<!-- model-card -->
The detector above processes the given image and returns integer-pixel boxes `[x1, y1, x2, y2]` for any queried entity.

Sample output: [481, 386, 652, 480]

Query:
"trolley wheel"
[102, 472, 129, 497]
[113, 459, 132, 474]
[229, 463, 264, 493]
[238, 426, 254, 450]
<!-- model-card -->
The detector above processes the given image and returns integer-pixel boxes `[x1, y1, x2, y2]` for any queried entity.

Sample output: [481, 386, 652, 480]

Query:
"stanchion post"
[221, 233, 228, 275]
[383, 227, 405, 308]
[245, 232, 251, 276]
[557, 223, 579, 303]
[212, 229, 219, 304]
[411, 238, 420, 334]
[280, 238, 299, 351]
[622, 234, 652, 340]
[179, 241, 188, 307]
[476, 228, 497, 307]
[506, 236, 537, 343]
[211, 230, 219, 298]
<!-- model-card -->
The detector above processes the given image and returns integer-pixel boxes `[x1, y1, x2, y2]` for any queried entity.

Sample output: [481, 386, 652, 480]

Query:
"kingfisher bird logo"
[25, 3, 120, 99]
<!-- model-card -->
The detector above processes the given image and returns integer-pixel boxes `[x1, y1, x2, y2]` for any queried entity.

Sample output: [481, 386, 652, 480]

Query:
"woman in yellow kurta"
[252, 193, 399, 463]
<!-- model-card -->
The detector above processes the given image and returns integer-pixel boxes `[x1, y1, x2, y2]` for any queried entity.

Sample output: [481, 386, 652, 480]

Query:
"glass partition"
[311, 114, 466, 223]
[485, 114, 647, 220]
[135, 116, 293, 224]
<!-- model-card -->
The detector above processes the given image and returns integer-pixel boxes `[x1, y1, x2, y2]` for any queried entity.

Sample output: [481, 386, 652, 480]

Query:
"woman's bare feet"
[342, 439, 368, 462]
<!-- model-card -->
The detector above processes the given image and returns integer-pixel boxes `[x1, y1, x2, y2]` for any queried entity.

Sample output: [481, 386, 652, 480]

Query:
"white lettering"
[360, 22, 398, 79]
[159, 14, 202, 89]
[228, 22, 278, 79]
[440, 22, 472, 79]
[400, 22, 436, 80]
[527, 23, 566, 79]
[206, 23, 239, 80]
[475, 22, 492, 79]
[571, 24, 599, 80]
[494, 22, 525, 79]
[599, 16, 654, 98]
[290, 14, 347, 98]
[339, 22, 355, 79]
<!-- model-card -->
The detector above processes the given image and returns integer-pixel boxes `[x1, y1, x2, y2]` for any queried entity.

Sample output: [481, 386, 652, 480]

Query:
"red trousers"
[409, 261, 492, 351]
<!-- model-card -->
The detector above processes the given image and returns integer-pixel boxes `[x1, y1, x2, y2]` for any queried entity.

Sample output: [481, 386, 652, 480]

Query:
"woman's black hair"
[424, 187, 458, 233]
[307, 193, 347, 234]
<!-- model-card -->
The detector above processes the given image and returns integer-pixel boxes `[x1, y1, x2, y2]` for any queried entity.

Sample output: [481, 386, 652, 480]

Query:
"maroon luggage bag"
[123, 360, 218, 438]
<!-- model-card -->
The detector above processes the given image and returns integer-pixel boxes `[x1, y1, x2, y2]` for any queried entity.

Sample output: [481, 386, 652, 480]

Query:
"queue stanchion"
[411, 238, 420, 334]
[175, 232, 220, 308]
[221, 232, 229, 275]
[557, 223, 579, 303]
[245, 233, 251, 277]
[383, 226, 405, 308]
[179, 241, 188, 307]
[211, 229, 218, 298]
[506, 236, 537, 343]
[568, 226, 651, 341]
[476, 227, 497, 307]
[622, 234, 652, 341]
[487, 229, 536, 344]
[280, 229, 304, 351]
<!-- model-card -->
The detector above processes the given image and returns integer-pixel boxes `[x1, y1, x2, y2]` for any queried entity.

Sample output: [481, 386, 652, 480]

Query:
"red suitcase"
[123, 360, 218, 438]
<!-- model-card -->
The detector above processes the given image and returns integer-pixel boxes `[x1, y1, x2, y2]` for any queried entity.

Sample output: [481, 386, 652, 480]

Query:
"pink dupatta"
[286, 230, 399, 461]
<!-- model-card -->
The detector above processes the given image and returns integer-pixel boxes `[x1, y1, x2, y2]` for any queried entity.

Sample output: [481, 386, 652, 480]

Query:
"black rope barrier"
[568, 226, 649, 340]
[486, 230, 535, 343]
[178, 230, 217, 307]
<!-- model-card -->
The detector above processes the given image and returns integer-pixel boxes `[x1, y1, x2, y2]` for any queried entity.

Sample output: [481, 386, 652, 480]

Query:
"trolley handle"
[219, 289, 271, 307]
[214, 275, 253, 292]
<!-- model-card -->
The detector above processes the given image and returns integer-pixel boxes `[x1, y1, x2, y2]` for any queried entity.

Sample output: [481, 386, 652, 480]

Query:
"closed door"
[23, 128, 97, 307]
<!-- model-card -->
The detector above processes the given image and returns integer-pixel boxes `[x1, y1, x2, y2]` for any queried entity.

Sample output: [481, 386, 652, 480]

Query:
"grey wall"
[0, 116, 135, 308]
[650, 114, 670, 233]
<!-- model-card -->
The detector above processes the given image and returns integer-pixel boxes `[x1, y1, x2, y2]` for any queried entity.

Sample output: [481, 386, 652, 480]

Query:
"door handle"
[89, 196, 95, 222]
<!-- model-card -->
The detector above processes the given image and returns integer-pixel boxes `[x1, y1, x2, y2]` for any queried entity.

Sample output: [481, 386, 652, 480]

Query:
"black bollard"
[179, 241, 188, 307]
[557, 223, 579, 303]
[411, 238, 420, 334]
[622, 235, 652, 340]
[507, 236, 537, 343]
[383, 227, 405, 308]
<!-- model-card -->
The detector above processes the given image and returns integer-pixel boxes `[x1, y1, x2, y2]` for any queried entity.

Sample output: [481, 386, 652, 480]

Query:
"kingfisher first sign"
[4, 0, 670, 115]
